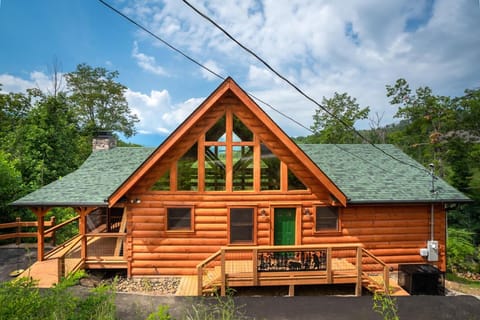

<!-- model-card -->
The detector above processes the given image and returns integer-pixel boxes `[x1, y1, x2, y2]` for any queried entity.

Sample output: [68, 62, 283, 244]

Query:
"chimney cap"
[95, 130, 114, 138]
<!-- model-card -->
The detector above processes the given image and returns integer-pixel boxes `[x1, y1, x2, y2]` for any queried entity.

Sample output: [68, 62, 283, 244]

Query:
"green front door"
[274, 208, 296, 245]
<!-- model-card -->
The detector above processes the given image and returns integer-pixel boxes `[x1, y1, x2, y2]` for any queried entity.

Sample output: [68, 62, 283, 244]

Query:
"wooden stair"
[201, 266, 222, 294]
[362, 272, 410, 296]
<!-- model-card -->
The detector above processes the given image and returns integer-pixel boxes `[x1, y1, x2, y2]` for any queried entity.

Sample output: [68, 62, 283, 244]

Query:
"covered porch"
[19, 206, 127, 287]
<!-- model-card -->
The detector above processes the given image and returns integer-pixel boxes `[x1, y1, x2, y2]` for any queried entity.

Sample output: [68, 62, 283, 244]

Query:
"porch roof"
[11, 144, 469, 207]
[11, 147, 155, 207]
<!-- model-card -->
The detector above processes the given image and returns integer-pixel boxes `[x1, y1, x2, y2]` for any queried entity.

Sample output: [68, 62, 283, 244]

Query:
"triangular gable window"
[150, 109, 306, 192]
[260, 144, 280, 190]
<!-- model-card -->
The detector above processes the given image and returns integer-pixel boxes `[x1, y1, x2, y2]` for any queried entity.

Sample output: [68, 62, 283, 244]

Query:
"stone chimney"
[92, 131, 117, 151]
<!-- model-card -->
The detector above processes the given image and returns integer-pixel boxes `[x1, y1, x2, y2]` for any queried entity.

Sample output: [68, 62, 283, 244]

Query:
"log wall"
[126, 191, 446, 277]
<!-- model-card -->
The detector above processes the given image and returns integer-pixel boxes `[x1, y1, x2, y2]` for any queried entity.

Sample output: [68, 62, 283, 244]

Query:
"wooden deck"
[175, 259, 407, 296]
[18, 240, 409, 296]
[195, 245, 410, 297]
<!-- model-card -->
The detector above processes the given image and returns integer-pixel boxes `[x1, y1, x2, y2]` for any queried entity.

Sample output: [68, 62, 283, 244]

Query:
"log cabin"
[12, 77, 470, 295]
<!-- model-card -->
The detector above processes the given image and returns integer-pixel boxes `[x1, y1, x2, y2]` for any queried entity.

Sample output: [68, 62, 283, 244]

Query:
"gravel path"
[76, 270, 181, 295]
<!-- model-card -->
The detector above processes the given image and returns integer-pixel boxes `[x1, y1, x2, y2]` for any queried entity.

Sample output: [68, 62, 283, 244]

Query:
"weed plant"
[181, 290, 251, 320]
[372, 292, 399, 320]
[0, 271, 116, 320]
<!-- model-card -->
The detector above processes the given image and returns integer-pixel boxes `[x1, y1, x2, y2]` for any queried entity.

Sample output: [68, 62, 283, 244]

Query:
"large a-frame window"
[151, 109, 306, 192]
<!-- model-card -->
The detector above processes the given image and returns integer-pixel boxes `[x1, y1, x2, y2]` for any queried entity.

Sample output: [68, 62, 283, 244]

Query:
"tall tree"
[12, 90, 87, 188]
[386, 79, 480, 242]
[0, 150, 25, 222]
[310, 92, 370, 143]
[65, 63, 139, 137]
[386, 78, 456, 174]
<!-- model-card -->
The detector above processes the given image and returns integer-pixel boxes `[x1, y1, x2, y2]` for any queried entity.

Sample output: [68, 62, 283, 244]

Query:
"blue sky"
[1, 0, 479, 147]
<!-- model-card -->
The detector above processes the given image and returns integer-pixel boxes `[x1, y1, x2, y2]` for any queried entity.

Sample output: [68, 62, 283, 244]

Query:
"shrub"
[0, 272, 116, 320]
[447, 228, 478, 273]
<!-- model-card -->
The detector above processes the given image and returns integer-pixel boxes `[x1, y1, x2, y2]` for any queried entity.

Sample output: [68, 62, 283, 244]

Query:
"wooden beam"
[225, 109, 233, 192]
[288, 284, 295, 297]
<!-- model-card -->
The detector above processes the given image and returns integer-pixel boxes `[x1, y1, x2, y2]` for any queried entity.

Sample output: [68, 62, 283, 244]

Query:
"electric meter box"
[427, 240, 439, 262]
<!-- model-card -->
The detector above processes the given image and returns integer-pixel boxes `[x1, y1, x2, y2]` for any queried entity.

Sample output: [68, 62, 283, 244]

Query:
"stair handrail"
[196, 249, 222, 296]
[43, 215, 79, 236]
[361, 248, 390, 292]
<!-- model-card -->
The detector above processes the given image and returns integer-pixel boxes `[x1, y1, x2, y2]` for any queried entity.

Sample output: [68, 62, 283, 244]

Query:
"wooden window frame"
[166, 206, 195, 233]
[228, 206, 257, 245]
[313, 206, 341, 235]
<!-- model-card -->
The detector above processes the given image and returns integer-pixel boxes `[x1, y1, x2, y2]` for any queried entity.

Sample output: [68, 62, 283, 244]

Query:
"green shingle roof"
[299, 144, 470, 204]
[12, 147, 155, 207]
[12, 144, 469, 207]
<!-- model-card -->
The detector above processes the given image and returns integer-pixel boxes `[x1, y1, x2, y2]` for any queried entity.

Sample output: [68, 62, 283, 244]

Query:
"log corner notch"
[29, 207, 51, 262]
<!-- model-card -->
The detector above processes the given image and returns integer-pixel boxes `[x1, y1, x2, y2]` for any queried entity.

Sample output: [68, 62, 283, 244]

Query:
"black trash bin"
[398, 264, 445, 295]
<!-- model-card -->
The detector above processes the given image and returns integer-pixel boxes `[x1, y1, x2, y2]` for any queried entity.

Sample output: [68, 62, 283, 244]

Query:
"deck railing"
[44, 216, 80, 259]
[197, 244, 365, 296]
[0, 216, 56, 244]
[41, 216, 127, 278]
[84, 232, 126, 264]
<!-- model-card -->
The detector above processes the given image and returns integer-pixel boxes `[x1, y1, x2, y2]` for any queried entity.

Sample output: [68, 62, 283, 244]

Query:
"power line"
[98, 0, 313, 135]
[97, 0, 426, 174]
[180, 0, 429, 174]
[98, 0, 224, 80]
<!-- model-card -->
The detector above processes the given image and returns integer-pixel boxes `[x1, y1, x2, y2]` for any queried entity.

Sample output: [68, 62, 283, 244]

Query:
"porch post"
[355, 246, 363, 296]
[30, 207, 49, 262]
[80, 211, 87, 260]
[75, 207, 95, 261]
[37, 214, 45, 261]
[220, 249, 226, 297]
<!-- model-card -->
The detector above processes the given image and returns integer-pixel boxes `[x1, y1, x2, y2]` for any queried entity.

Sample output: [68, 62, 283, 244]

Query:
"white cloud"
[132, 41, 168, 76]
[125, 88, 203, 134]
[0, 72, 205, 138]
[3, 0, 479, 142]
[0, 71, 52, 93]
[200, 59, 225, 80]
[121, 0, 480, 114]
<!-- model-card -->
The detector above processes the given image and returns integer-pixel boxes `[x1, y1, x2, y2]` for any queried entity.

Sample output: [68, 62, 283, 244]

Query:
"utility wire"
[98, 0, 312, 135]
[98, 0, 224, 80]
[181, 0, 429, 173]
[97, 0, 425, 174]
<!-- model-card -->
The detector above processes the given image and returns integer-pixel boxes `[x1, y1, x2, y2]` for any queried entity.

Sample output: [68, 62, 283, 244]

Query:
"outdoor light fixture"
[260, 209, 267, 217]
[130, 198, 141, 204]
[304, 208, 311, 217]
